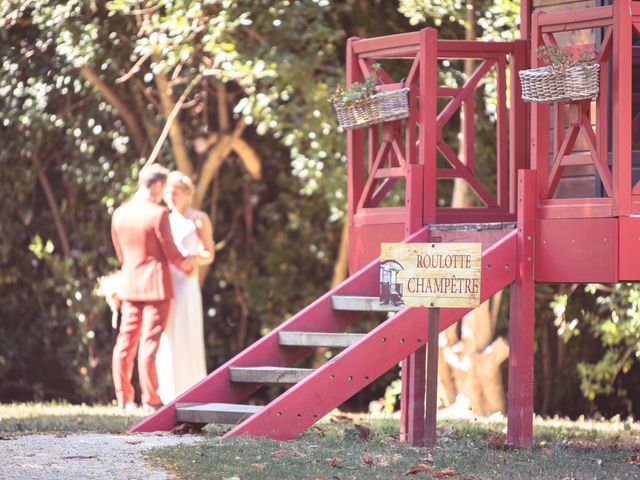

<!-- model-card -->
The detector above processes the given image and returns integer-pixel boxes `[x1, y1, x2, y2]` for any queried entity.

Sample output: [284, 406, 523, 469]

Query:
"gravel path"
[0, 432, 203, 479]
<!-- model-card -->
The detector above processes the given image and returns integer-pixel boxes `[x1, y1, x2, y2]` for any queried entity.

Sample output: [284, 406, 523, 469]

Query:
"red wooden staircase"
[131, 223, 516, 439]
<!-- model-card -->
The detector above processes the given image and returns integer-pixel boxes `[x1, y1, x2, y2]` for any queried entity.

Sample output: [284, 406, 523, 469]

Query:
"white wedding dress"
[156, 212, 207, 404]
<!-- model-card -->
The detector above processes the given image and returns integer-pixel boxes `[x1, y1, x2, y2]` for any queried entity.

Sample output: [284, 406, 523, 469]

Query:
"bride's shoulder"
[189, 209, 211, 229]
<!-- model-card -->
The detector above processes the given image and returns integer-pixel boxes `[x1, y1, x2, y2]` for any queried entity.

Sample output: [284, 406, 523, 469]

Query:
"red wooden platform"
[132, 0, 640, 448]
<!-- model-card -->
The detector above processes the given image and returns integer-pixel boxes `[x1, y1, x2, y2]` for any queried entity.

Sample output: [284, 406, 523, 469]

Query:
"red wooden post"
[400, 162, 425, 445]
[401, 27, 437, 447]
[424, 307, 439, 448]
[507, 169, 536, 447]
[520, 0, 531, 41]
[612, 0, 633, 216]
[421, 27, 438, 225]
[530, 13, 550, 198]
[510, 40, 530, 213]
[346, 36, 365, 274]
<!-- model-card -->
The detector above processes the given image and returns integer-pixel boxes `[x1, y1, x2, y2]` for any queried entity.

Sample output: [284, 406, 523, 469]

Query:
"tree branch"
[79, 66, 148, 155]
[148, 72, 202, 173]
[194, 119, 246, 207]
[31, 151, 71, 258]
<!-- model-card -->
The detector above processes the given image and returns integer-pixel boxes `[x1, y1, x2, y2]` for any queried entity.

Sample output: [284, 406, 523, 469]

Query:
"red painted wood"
[497, 55, 509, 210]
[538, 6, 613, 29]
[402, 162, 425, 446]
[619, 216, 640, 280]
[353, 32, 421, 56]
[225, 230, 517, 440]
[463, 96, 476, 173]
[405, 343, 427, 446]
[520, 0, 531, 41]
[347, 37, 366, 273]
[613, 0, 633, 216]
[536, 198, 613, 219]
[507, 170, 536, 448]
[536, 217, 618, 283]
[421, 28, 438, 225]
[424, 308, 439, 448]
[510, 40, 530, 213]
[531, 13, 551, 199]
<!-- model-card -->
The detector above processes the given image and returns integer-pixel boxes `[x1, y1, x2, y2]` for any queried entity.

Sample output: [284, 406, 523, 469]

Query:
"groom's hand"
[179, 256, 196, 274]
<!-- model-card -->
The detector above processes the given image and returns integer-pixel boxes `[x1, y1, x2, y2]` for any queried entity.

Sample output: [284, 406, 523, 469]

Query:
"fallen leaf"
[126, 440, 143, 445]
[328, 456, 345, 467]
[250, 463, 266, 469]
[405, 463, 434, 475]
[0, 435, 16, 441]
[434, 467, 458, 478]
[272, 450, 287, 456]
[486, 433, 506, 448]
[331, 413, 352, 424]
[362, 452, 374, 466]
[171, 423, 203, 435]
[290, 450, 307, 457]
[628, 454, 640, 466]
[354, 424, 371, 441]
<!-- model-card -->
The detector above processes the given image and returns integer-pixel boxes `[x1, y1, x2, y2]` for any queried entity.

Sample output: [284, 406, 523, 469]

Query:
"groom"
[111, 163, 193, 411]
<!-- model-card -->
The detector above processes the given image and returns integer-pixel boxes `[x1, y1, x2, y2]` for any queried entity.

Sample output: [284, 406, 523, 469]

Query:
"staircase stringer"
[131, 226, 432, 432]
[225, 229, 517, 440]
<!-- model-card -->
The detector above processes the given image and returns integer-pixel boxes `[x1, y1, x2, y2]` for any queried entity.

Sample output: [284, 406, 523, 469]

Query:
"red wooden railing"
[531, 2, 640, 218]
[346, 29, 528, 271]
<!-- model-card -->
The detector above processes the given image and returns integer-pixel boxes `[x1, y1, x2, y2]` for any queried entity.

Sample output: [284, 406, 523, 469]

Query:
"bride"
[156, 171, 214, 404]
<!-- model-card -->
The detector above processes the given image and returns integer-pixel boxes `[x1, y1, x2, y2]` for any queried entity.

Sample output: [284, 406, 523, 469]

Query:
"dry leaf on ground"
[331, 413, 352, 424]
[405, 463, 435, 475]
[434, 467, 458, 478]
[362, 452, 374, 466]
[328, 456, 345, 467]
[354, 424, 371, 441]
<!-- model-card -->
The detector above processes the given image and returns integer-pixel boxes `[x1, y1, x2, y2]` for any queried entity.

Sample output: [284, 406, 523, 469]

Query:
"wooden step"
[175, 403, 261, 425]
[279, 331, 365, 348]
[229, 366, 313, 384]
[331, 295, 401, 312]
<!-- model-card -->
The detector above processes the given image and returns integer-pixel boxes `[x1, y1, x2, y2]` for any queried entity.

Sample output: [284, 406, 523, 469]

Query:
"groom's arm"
[111, 215, 123, 263]
[155, 209, 185, 268]
[155, 210, 195, 274]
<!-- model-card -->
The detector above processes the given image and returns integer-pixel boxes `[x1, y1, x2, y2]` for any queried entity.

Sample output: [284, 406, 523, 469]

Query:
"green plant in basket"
[535, 45, 596, 73]
[331, 63, 382, 107]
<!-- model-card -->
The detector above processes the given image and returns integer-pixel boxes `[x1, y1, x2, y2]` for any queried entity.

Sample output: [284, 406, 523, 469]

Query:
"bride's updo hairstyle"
[168, 171, 195, 199]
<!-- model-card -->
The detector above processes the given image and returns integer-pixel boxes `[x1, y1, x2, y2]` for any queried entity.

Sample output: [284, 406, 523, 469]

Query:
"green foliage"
[0, 0, 412, 405]
[535, 45, 596, 72]
[330, 63, 381, 107]
[573, 284, 640, 408]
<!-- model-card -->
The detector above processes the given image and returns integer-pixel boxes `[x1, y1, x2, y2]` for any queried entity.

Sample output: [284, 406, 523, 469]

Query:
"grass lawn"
[2, 402, 640, 479]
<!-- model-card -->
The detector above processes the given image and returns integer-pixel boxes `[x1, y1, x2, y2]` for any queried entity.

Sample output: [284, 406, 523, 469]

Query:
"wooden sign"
[380, 243, 482, 308]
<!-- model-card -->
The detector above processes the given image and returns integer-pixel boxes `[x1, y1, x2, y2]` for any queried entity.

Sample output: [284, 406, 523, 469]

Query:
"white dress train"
[156, 212, 207, 404]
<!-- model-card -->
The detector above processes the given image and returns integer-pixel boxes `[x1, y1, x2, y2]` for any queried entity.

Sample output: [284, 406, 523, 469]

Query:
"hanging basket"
[333, 87, 410, 130]
[519, 64, 600, 103]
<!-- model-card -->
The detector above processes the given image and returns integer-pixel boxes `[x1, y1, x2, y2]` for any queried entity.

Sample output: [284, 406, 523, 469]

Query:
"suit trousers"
[112, 299, 170, 406]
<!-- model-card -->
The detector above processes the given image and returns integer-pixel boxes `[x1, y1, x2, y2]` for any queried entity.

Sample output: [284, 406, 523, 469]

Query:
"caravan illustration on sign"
[379, 259, 405, 306]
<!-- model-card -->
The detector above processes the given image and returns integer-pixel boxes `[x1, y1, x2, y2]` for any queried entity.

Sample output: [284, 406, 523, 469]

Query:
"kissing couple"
[109, 164, 214, 412]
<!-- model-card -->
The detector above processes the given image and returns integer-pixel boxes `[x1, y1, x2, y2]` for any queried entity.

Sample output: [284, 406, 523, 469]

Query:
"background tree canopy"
[1, 0, 639, 419]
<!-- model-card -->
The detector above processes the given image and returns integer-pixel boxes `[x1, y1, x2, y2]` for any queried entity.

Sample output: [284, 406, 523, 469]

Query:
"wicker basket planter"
[519, 64, 600, 103]
[333, 87, 410, 130]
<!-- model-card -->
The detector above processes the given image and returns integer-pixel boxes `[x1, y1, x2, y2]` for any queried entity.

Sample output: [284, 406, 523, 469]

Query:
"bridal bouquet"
[96, 271, 122, 329]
